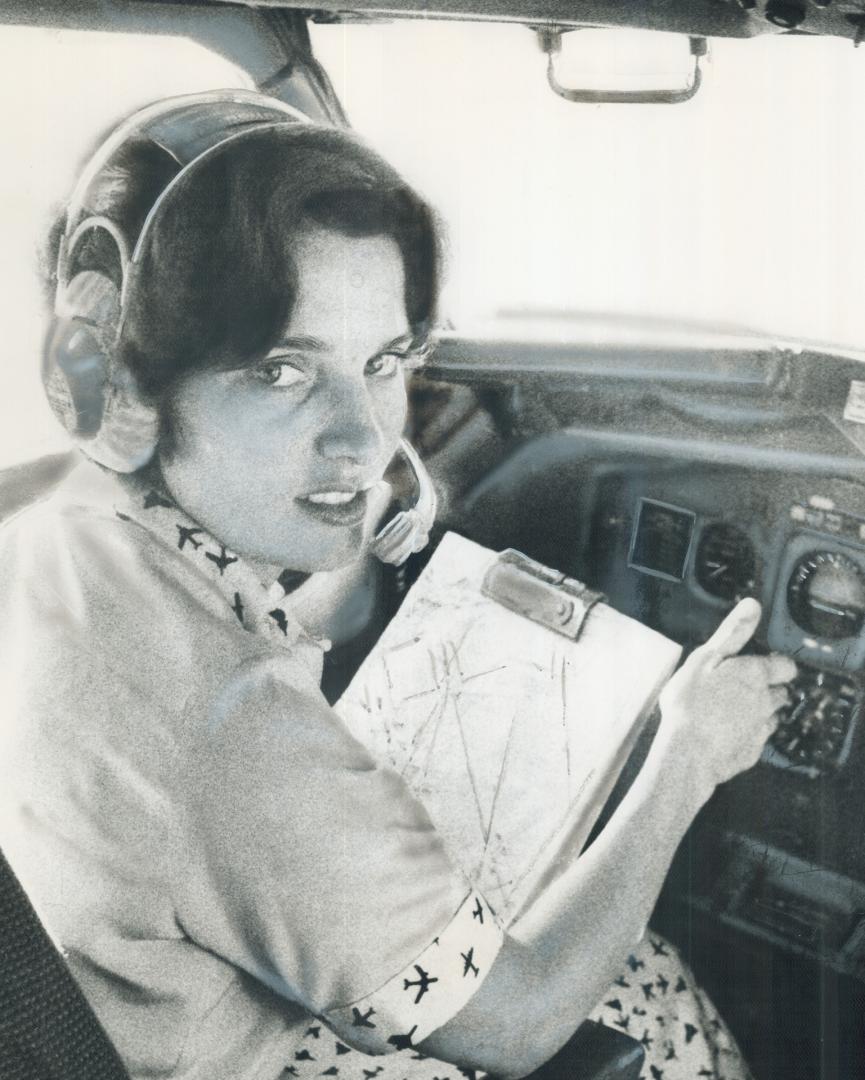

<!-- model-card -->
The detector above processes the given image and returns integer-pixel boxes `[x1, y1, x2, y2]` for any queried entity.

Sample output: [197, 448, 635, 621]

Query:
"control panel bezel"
[767, 530, 865, 673]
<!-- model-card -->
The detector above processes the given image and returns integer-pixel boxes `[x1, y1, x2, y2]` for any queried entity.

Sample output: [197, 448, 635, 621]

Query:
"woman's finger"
[719, 654, 794, 689]
[768, 686, 791, 713]
[765, 654, 798, 686]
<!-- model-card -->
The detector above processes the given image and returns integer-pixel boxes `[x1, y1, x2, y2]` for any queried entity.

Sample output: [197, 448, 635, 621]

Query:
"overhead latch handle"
[538, 28, 707, 105]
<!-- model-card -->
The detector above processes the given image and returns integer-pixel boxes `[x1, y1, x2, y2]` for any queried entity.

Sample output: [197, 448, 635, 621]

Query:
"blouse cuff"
[325, 891, 503, 1054]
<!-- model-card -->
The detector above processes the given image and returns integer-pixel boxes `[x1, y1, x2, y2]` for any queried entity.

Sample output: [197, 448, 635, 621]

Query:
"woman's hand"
[657, 597, 797, 799]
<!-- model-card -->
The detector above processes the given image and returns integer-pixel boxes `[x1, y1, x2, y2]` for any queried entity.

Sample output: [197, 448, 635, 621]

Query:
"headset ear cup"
[43, 318, 109, 438]
[87, 364, 160, 474]
[44, 271, 159, 473]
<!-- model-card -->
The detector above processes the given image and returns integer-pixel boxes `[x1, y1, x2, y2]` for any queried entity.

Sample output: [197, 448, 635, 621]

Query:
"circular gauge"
[695, 523, 757, 602]
[787, 550, 865, 640]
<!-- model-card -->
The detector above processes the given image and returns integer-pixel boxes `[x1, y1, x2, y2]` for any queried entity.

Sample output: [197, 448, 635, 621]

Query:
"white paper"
[337, 532, 681, 922]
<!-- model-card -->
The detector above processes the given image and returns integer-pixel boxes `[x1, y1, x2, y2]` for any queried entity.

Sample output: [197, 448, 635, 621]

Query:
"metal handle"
[538, 29, 707, 105]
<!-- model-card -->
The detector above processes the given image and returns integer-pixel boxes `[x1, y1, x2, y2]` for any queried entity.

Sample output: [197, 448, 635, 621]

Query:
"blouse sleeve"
[174, 652, 504, 1054]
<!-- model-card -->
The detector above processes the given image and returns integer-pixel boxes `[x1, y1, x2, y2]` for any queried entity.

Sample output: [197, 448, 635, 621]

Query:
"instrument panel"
[606, 477, 865, 781]
[426, 352, 865, 991]
[573, 463, 865, 978]
[439, 394, 865, 984]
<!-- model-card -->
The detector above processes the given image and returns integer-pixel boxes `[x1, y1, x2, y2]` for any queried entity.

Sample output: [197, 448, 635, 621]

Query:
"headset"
[44, 89, 436, 566]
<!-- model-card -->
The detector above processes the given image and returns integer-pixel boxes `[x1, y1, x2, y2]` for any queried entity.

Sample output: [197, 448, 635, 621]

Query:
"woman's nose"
[313, 376, 385, 466]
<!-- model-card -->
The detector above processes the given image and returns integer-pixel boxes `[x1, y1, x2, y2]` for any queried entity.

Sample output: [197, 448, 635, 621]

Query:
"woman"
[0, 91, 794, 1080]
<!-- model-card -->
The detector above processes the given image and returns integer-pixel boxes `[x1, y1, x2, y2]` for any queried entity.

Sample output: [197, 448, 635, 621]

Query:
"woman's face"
[158, 226, 412, 573]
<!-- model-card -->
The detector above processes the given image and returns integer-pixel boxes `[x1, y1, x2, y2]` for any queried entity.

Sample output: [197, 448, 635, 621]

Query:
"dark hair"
[55, 124, 441, 402]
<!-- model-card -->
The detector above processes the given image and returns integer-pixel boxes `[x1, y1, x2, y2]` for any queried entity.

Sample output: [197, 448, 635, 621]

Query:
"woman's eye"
[365, 353, 402, 378]
[253, 360, 307, 388]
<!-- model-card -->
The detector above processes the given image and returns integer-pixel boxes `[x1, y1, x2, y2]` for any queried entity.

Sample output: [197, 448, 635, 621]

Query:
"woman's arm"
[176, 598, 791, 1078]
[419, 598, 795, 1078]
[419, 729, 702, 1076]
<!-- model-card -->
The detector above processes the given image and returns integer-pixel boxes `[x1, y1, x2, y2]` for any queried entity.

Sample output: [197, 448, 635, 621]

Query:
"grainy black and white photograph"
[0, 3, 863, 1079]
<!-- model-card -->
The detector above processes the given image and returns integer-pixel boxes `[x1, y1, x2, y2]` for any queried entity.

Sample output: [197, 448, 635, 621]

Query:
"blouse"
[0, 459, 503, 1080]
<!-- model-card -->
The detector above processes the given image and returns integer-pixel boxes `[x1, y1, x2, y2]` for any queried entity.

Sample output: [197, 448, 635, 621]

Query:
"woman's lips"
[295, 488, 370, 527]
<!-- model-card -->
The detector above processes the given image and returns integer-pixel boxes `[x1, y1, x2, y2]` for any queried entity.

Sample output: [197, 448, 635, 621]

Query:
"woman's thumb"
[702, 597, 762, 662]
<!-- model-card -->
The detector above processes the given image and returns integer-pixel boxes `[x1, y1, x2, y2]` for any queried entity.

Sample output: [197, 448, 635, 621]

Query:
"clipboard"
[335, 532, 681, 925]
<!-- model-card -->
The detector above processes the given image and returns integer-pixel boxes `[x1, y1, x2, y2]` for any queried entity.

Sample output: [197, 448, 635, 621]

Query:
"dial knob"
[771, 668, 858, 770]
[787, 550, 865, 640]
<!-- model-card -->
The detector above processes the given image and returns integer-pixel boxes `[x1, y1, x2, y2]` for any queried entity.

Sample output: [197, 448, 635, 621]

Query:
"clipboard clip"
[481, 549, 606, 641]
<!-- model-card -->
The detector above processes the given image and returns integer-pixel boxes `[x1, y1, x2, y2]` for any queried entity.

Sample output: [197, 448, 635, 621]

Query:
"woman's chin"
[270, 523, 369, 575]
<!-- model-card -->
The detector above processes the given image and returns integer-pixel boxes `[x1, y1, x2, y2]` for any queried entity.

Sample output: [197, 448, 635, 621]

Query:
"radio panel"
[763, 665, 860, 778]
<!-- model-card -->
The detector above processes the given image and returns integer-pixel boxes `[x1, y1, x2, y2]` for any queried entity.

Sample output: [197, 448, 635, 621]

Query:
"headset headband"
[56, 89, 310, 323]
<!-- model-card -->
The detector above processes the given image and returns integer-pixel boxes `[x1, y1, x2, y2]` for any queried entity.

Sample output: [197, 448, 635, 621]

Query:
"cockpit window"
[3, 21, 865, 466]
[311, 21, 865, 349]
[0, 28, 252, 467]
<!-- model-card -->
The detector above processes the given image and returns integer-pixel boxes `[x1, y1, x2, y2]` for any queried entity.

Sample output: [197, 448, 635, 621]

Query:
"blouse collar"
[68, 462, 329, 671]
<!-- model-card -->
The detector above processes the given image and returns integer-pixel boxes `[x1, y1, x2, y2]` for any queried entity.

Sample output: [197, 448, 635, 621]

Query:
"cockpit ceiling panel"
[211, 0, 865, 43]
[5, 1, 864, 46]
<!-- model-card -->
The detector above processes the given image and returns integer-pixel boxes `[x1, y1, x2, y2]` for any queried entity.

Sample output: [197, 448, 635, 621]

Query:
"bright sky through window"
[312, 22, 865, 349]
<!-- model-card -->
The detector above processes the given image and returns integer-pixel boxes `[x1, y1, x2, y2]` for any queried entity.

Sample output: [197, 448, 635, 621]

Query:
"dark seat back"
[0, 847, 131, 1080]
